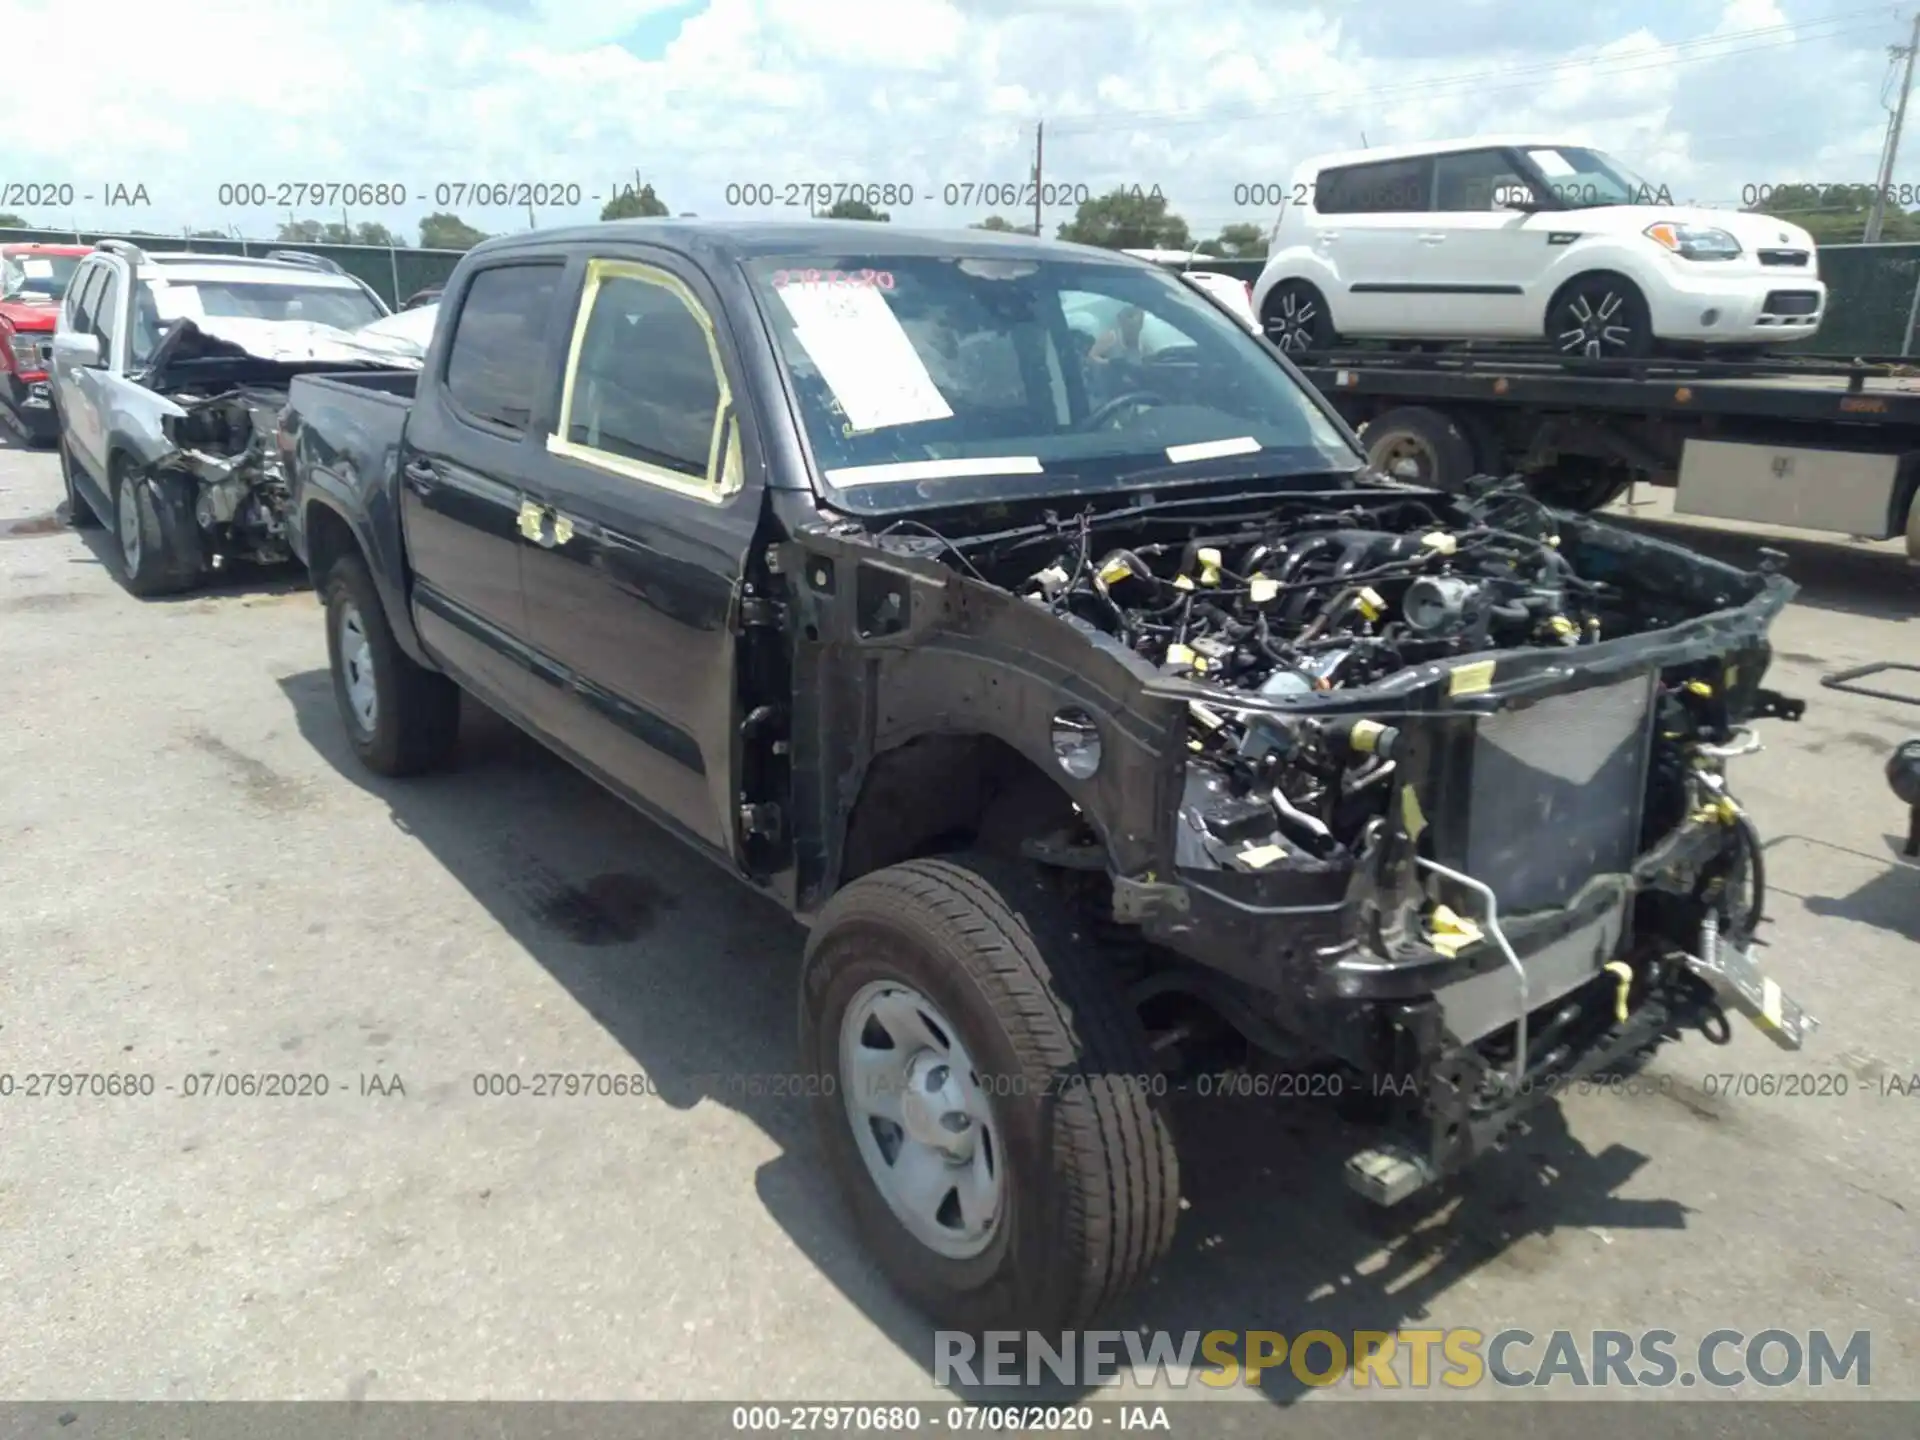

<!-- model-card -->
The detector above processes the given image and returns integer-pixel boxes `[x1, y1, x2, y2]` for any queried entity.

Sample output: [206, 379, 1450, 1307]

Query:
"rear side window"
[443, 263, 563, 431]
[1315, 158, 1434, 214]
[95, 270, 123, 353]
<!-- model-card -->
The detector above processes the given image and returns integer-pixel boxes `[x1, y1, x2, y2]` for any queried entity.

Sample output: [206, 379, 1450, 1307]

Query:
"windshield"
[744, 254, 1358, 513]
[2, 254, 80, 302]
[1524, 147, 1661, 209]
[131, 278, 386, 364]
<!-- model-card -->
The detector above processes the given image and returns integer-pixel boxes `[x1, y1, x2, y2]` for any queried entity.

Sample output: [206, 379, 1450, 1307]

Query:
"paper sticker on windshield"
[1166, 436, 1260, 464]
[825, 456, 1043, 486]
[21, 258, 53, 277]
[778, 282, 954, 431]
[1527, 149, 1576, 178]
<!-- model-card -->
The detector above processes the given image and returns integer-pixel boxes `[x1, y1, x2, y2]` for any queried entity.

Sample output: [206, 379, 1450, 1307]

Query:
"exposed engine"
[158, 386, 294, 565]
[997, 478, 1715, 870]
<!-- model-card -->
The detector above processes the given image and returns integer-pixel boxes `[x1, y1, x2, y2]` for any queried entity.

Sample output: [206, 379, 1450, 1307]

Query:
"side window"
[1433, 150, 1534, 212]
[65, 264, 102, 333]
[442, 263, 563, 431]
[1315, 157, 1434, 214]
[551, 261, 734, 497]
[94, 269, 123, 356]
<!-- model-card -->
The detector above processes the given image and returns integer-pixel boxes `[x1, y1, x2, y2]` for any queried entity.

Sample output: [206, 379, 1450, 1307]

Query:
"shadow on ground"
[278, 669, 1694, 1406]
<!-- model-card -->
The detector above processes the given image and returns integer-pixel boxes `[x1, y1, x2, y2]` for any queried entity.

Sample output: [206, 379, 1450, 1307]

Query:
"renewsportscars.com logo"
[934, 1328, 1873, 1391]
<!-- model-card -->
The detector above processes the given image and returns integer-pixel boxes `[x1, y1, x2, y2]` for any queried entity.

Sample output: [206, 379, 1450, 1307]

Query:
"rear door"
[516, 247, 762, 860]
[398, 256, 567, 714]
[1312, 155, 1436, 334]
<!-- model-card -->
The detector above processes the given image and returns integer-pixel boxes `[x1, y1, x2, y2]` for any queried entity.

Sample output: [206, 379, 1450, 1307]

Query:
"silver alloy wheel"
[116, 478, 141, 572]
[1556, 288, 1633, 357]
[1264, 288, 1318, 353]
[839, 979, 1003, 1259]
[337, 601, 378, 734]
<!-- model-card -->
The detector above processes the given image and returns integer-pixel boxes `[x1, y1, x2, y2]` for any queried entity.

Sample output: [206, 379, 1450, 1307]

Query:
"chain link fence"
[0, 227, 464, 310]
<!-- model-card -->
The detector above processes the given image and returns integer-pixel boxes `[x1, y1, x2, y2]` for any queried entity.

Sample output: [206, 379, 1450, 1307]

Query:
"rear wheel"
[323, 555, 461, 776]
[1361, 405, 1480, 491]
[1261, 280, 1337, 355]
[1546, 274, 1654, 359]
[801, 853, 1179, 1331]
[60, 436, 100, 529]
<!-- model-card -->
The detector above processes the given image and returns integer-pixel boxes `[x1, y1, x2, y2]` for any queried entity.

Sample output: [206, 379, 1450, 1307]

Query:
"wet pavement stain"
[0, 592, 97, 613]
[0, 511, 65, 538]
[532, 872, 677, 945]
[183, 729, 312, 813]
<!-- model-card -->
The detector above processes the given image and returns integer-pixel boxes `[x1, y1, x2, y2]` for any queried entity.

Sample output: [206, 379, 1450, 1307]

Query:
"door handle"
[1418, 233, 1447, 244]
[517, 500, 574, 549]
[402, 459, 439, 495]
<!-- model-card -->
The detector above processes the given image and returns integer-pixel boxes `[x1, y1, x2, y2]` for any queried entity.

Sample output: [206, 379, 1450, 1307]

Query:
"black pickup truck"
[282, 219, 1813, 1332]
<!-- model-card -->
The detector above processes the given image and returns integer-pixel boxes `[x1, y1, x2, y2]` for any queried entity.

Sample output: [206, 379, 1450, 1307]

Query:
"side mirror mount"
[56, 331, 102, 368]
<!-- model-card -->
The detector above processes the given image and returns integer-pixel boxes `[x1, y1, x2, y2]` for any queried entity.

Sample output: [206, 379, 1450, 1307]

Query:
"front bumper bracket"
[1680, 913, 1817, 1050]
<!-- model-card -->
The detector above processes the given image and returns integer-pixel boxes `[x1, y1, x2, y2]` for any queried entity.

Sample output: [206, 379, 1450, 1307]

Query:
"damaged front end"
[157, 386, 296, 566]
[865, 474, 1813, 1205]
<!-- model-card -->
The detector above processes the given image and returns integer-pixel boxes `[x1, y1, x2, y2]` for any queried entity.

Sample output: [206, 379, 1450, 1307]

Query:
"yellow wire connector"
[1197, 548, 1223, 585]
[1249, 575, 1279, 604]
[1355, 587, 1386, 622]
[1427, 904, 1483, 958]
[1420, 531, 1457, 555]
[1350, 719, 1389, 753]
[1603, 961, 1634, 1023]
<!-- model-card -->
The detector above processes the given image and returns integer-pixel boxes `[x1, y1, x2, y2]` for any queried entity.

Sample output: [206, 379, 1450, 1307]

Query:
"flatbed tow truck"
[1291, 346, 1920, 558]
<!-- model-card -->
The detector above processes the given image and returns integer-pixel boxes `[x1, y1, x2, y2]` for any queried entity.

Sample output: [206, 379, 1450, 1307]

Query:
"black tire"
[59, 435, 101, 529]
[1545, 272, 1654, 359]
[1261, 279, 1337, 355]
[800, 853, 1179, 1332]
[109, 461, 201, 597]
[1361, 405, 1480, 490]
[322, 555, 461, 777]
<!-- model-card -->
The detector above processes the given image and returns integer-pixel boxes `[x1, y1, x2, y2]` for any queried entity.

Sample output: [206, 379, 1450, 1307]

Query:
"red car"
[0, 243, 89, 443]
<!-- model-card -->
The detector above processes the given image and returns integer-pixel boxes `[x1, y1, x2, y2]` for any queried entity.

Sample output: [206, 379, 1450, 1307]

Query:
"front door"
[517, 249, 763, 860]
[396, 256, 568, 714]
[1419, 147, 1547, 337]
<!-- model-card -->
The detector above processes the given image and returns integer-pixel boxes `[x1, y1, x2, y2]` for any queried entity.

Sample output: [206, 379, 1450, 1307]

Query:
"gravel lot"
[2, 434, 1917, 1409]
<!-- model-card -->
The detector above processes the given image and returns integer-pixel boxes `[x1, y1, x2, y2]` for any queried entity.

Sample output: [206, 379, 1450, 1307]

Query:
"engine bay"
[945, 477, 1769, 873]
[158, 385, 294, 563]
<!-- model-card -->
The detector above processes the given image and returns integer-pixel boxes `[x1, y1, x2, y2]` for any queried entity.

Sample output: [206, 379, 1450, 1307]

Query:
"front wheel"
[801, 854, 1179, 1331]
[322, 555, 461, 776]
[111, 464, 201, 596]
[1546, 274, 1654, 359]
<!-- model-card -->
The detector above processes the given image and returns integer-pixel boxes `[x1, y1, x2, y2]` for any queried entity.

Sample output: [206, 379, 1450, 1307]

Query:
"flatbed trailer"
[1291, 347, 1920, 558]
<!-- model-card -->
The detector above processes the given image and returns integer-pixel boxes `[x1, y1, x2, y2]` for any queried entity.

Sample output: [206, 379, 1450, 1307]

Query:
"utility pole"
[1032, 120, 1044, 236]
[1865, 10, 1920, 243]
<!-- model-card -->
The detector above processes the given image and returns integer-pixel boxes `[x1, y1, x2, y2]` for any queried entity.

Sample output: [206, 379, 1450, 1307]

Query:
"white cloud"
[0, 0, 1904, 242]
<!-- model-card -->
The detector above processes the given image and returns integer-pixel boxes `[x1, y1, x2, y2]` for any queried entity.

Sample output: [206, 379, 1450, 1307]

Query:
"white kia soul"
[1251, 137, 1826, 358]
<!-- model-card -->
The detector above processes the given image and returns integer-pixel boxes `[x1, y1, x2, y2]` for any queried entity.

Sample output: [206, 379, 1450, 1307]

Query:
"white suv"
[1251, 138, 1825, 358]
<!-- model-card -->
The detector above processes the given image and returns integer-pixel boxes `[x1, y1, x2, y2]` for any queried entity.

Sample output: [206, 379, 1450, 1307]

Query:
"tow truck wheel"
[1362, 406, 1479, 490]
[110, 462, 200, 597]
[801, 853, 1179, 1331]
[59, 437, 101, 529]
[322, 555, 461, 777]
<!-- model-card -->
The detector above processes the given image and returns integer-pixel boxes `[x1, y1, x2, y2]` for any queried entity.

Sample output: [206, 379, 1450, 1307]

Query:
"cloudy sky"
[1, 0, 1912, 244]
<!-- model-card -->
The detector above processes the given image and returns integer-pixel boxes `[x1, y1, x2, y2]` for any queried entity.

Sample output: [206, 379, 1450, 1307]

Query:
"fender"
[292, 426, 433, 670]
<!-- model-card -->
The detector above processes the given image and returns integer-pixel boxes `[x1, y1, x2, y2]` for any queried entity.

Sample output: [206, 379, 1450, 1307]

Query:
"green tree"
[824, 197, 889, 221]
[1211, 222, 1268, 259]
[190, 228, 230, 239]
[419, 211, 490, 250]
[1056, 186, 1190, 250]
[277, 218, 326, 242]
[1742, 183, 1920, 244]
[601, 181, 670, 220]
[0, 212, 25, 228]
[972, 214, 1020, 231]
